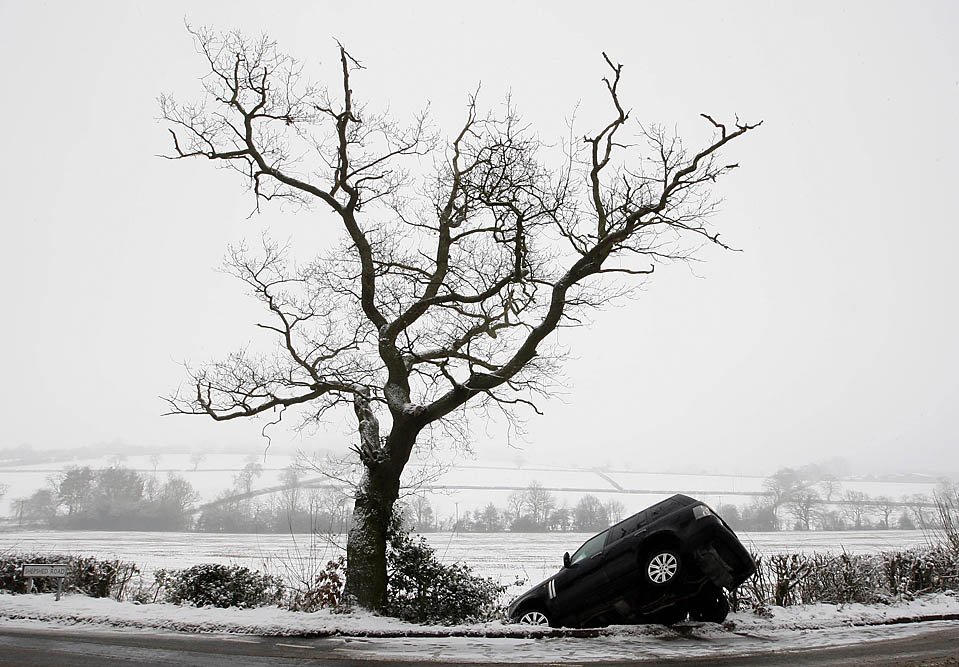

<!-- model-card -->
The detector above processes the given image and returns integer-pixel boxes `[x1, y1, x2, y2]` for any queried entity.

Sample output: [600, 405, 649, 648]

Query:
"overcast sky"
[1, 1, 956, 476]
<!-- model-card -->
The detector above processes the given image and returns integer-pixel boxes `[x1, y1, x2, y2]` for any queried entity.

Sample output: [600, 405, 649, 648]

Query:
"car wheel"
[518, 609, 551, 626]
[644, 549, 681, 586]
[690, 587, 730, 623]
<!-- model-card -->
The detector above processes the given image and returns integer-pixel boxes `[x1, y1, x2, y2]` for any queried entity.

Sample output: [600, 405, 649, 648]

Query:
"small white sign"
[22, 564, 68, 578]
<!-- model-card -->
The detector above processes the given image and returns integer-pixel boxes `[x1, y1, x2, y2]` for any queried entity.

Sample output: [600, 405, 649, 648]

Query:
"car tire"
[643, 548, 682, 586]
[517, 608, 551, 627]
[689, 586, 730, 623]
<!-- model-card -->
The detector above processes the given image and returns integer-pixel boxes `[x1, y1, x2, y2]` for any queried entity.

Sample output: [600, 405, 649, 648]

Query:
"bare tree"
[818, 475, 842, 502]
[234, 458, 264, 496]
[189, 452, 207, 471]
[161, 28, 759, 610]
[525, 481, 557, 529]
[788, 487, 821, 530]
[604, 498, 626, 524]
[278, 465, 302, 518]
[841, 490, 870, 529]
[903, 493, 933, 530]
[408, 494, 434, 531]
[763, 468, 806, 529]
[873, 495, 896, 529]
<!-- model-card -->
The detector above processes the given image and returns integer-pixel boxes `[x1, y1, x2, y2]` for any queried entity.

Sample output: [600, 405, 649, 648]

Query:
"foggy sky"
[1, 1, 956, 476]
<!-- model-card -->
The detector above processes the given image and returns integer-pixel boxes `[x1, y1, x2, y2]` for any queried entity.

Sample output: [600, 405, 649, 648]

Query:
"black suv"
[507, 495, 755, 628]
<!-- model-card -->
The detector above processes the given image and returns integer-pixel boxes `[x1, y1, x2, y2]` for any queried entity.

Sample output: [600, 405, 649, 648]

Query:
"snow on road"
[1, 591, 958, 663]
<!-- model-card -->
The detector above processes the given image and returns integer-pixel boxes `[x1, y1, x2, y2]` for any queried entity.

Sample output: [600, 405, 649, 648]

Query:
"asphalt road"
[1, 623, 958, 666]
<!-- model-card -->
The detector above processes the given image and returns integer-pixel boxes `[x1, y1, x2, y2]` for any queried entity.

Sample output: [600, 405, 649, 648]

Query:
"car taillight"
[692, 504, 712, 520]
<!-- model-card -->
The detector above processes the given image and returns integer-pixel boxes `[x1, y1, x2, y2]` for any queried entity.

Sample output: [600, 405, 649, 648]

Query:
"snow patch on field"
[1, 592, 958, 662]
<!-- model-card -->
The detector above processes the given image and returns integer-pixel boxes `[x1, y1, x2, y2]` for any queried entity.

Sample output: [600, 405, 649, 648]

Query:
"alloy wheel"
[647, 551, 679, 584]
[519, 610, 550, 626]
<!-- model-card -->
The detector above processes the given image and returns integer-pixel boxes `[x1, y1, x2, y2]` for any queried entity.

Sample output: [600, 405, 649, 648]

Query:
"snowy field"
[0, 529, 938, 588]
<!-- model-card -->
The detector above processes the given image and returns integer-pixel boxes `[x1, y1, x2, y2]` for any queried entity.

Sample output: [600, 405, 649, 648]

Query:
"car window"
[647, 498, 683, 524]
[570, 530, 608, 565]
[606, 510, 647, 547]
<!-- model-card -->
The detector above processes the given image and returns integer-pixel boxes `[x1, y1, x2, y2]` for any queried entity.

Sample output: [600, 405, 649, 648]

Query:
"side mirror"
[563, 552, 571, 568]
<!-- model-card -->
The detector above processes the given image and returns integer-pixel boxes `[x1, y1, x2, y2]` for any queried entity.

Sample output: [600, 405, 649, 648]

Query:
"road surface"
[1, 623, 958, 666]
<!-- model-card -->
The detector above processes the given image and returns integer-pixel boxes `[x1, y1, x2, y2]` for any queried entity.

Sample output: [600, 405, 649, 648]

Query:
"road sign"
[22, 563, 68, 600]
[22, 564, 68, 578]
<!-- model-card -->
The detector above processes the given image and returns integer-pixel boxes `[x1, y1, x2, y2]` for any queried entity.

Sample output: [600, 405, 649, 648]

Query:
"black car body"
[507, 495, 755, 627]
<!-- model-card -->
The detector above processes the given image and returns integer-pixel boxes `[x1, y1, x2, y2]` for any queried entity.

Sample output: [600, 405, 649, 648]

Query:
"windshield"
[570, 530, 608, 565]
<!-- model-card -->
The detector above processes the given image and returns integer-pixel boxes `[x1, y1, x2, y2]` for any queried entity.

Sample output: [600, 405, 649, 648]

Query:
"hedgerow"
[386, 521, 507, 624]
[155, 564, 285, 609]
[736, 546, 959, 611]
[0, 552, 138, 600]
[2, 540, 957, 621]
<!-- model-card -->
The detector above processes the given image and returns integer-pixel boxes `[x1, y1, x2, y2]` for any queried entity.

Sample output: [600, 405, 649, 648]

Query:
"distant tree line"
[7, 464, 953, 534]
[11, 465, 198, 530]
[400, 472, 953, 535]
[194, 461, 352, 534]
[397, 481, 626, 533]
[717, 465, 951, 532]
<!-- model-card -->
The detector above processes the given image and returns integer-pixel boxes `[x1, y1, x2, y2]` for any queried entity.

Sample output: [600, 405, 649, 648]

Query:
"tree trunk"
[343, 461, 400, 611]
[342, 388, 422, 611]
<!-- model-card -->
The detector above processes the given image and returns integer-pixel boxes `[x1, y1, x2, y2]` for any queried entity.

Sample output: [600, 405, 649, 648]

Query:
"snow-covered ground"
[1, 591, 958, 662]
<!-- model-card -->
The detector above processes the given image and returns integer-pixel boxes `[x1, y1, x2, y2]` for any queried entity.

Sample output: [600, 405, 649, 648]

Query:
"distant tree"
[408, 494, 434, 531]
[84, 466, 147, 527]
[453, 508, 473, 532]
[505, 490, 527, 528]
[841, 490, 870, 529]
[549, 505, 572, 531]
[56, 466, 96, 516]
[0, 482, 7, 502]
[311, 486, 351, 534]
[903, 493, 933, 529]
[764, 468, 804, 507]
[573, 494, 608, 532]
[604, 499, 626, 524]
[477, 503, 502, 532]
[819, 509, 846, 531]
[788, 488, 821, 531]
[95, 466, 145, 506]
[741, 499, 778, 532]
[818, 475, 842, 502]
[145, 475, 200, 530]
[525, 482, 556, 529]
[17, 489, 58, 524]
[278, 465, 302, 517]
[234, 460, 264, 496]
[764, 468, 814, 529]
[149, 454, 162, 474]
[196, 490, 246, 532]
[189, 452, 207, 471]
[714, 503, 742, 530]
[161, 28, 759, 610]
[873, 496, 896, 529]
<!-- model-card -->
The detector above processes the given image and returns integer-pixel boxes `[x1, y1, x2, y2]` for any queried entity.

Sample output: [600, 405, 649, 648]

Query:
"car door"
[602, 510, 648, 586]
[550, 530, 610, 623]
